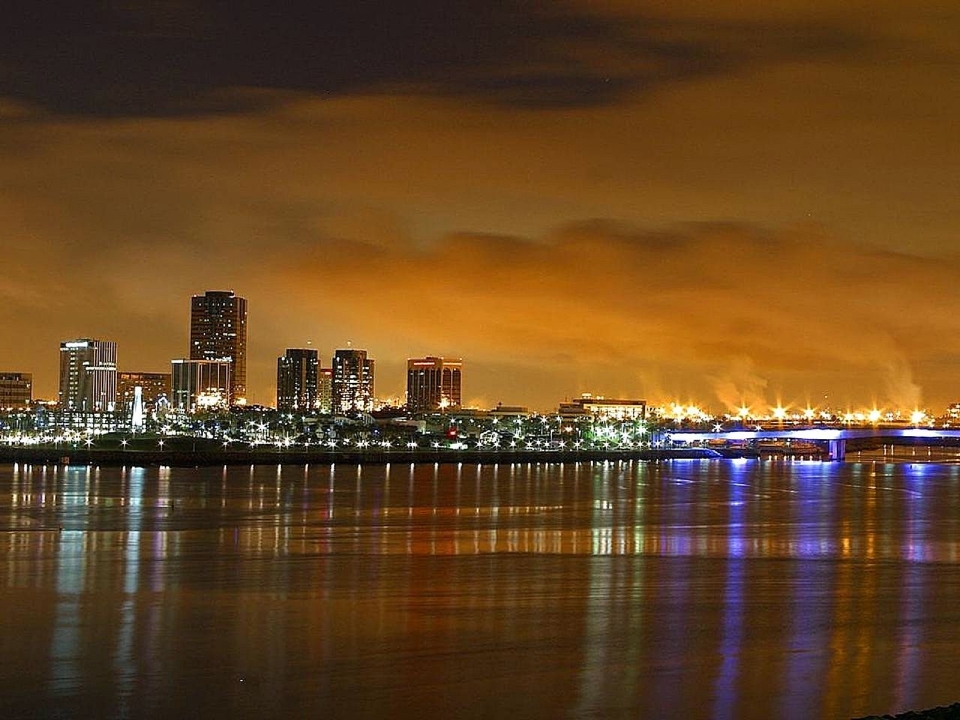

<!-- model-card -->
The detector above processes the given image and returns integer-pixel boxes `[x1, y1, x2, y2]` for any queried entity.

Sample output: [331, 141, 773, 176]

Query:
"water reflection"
[3, 460, 960, 718]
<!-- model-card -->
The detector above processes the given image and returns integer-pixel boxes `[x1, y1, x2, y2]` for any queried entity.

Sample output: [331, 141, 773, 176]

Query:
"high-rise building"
[171, 359, 231, 411]
[332, 349, 374, 414]
[189, 290, 247, 404]
[276, 349, 318, 411]
[117, 372, 171, 412]
[317, 368, 333, 414]
[59, 339, 117, 411]
[0, 373, 32, 409]
[406, 357, 462, 413]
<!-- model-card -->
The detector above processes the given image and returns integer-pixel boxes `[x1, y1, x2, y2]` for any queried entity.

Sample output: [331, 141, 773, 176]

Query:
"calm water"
[4, 459, 960, 719]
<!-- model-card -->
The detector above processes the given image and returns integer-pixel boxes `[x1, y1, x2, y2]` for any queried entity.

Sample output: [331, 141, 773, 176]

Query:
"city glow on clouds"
[1, 2, 959, 410]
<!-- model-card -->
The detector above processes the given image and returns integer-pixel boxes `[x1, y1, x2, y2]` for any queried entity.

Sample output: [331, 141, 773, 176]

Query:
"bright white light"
[903, 428, 937, 438]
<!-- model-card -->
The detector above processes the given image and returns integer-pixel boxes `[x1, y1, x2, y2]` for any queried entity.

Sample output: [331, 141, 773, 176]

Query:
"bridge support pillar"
[828, 439, 846, 461]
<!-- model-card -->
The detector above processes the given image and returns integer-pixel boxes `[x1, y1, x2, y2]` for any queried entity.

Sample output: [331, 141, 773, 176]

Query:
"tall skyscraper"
[276, 348, 318, 411]
[189, 290, 247, 404]
[171, 359, 231, 411]
[59, 339, 117, 411]
[406, 357, 462, 413]
[0, 373, 32, 409]
[332, 348, 374, 414]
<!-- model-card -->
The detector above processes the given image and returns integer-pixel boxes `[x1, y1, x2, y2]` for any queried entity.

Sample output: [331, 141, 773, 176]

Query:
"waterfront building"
[318, 367, 333, 414]
[189, 290, 247, 404]
[558, 394, 647, 421]
[276, 349, 319, 411]
[59, 339, 117, 411]
[488, 403, 529, 419]
[171, 358, 231, 411]
[406, 357, 462, 413]
[0, 373, 32, 409]
[117, 372, 171, 412]
[332, 349, 374, 414]
[39, 409, 126, 435]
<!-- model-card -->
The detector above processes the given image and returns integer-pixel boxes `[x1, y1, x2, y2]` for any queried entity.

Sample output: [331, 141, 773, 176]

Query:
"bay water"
[3, 458, 960, 719]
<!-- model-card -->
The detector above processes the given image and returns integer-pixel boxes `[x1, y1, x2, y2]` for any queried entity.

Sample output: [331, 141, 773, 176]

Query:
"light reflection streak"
[575, 464, 617, 716]
[713, 462, 747, 719]
[781, 467, 832, 718]
[893, 467, 926, 712]
[114, 467, 144, 715]
[50, 466, 90, 699]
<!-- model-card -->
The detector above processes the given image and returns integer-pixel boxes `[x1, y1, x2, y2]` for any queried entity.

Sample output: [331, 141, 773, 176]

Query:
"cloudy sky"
[2, 1, 960, 412]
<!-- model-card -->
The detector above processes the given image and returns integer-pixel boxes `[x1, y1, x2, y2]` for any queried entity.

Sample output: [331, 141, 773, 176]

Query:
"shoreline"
[0, 445, 764, 467]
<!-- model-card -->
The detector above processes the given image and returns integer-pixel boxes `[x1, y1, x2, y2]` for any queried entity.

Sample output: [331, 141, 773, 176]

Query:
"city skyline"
[3, 4, 960, 411]
[6, 315, 960, 416]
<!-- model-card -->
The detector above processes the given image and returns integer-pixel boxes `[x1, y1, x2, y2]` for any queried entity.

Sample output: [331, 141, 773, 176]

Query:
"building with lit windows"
[276, 348, 318, 411]
[189, 290, 247, 404]
[946, 402, 960, 422]
[0, 373, 32, 409]
[332, 349, 374, 414]
[171, 359, 231, 411]
[59, 339, 117, 411]
[558, 394, 646, 421]
[406, 357, 462, 413]
[117, 372, 171, 412]
[318, 368, 333, 414]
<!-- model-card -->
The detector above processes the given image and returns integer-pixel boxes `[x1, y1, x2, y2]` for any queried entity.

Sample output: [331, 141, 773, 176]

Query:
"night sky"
[3, 1, 960, 412]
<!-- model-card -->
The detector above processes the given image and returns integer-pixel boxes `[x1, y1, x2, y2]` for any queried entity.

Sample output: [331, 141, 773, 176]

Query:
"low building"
[488, 403, 529, 419]
[558, 394, 647, 421]
[36, 409, 126, 435]
[117, 372, 171, 412]
[946, 402, 960, 422]
[0, 373, 32, 409]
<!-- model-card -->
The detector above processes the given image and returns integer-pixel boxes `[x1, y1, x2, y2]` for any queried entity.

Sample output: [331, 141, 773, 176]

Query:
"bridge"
[665, 427, 960, 461]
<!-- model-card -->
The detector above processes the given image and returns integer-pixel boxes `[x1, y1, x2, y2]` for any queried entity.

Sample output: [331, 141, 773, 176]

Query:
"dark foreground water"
[3, 459, 960, 719]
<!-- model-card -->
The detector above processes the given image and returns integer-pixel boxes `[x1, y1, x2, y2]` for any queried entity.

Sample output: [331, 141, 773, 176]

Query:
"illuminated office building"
[276, 348, 318, 411]
[406, 357, 462, 413]
[332, 349, 374, 414]
[189, 290, 247, 404]
[171, 359, 231, 411]
[317, 368, 333, 414]
[59, 339, 117, 411]
[0, 373, 32, 409]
